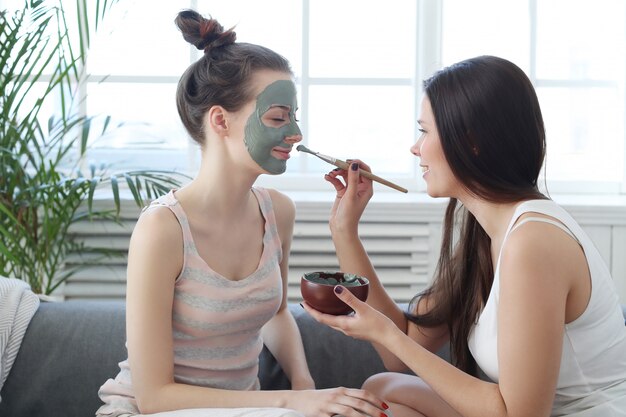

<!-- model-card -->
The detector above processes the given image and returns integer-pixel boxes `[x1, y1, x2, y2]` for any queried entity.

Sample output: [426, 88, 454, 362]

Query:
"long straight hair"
[406, 56, 547, 375]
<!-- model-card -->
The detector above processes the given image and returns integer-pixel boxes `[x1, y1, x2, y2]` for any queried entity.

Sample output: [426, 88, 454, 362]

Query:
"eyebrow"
[268, 105, 292, 111]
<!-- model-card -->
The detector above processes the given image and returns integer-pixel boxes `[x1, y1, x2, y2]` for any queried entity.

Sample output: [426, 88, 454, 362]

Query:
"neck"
[177, 147, 261, 219]
[460, 196, 525, 243]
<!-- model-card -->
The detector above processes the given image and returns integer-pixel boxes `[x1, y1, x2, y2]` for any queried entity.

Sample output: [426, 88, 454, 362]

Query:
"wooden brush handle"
[333, 159, 408, 193]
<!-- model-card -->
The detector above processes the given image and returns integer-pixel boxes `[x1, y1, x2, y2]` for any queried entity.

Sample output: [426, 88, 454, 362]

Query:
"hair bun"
[175, 10, 236, 54]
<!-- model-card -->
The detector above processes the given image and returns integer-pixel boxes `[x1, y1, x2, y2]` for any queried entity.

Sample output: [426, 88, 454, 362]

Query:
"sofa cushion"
[5, 299, 617, 417]
[259, 305, 386, 390]
[0, 300, 127, 417]
[0, 301, 387, 417]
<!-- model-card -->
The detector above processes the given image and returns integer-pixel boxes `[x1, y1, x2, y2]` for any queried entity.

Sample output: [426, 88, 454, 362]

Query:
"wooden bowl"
[300, 271, 369, 315]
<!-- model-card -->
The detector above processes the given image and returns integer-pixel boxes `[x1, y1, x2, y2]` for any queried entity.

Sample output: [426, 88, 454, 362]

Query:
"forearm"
[138, 382, 293, 414]
[137, 307, 311, 413]
[333, 233, 412, 371]
[261, 306, 314, 387]
[384, 326, 508, 417]
[333, 233, 406, 328]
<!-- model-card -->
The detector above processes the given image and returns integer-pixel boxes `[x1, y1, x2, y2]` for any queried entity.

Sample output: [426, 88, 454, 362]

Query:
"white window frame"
[526, 0, 626, 195]
[76, 0, 626, 196]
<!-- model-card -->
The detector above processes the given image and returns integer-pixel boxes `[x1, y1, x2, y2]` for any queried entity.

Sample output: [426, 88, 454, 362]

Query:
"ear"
[207, 105, 229, 136]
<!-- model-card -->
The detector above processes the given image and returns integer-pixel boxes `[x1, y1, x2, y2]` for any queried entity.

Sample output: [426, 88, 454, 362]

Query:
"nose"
[284, 118, 303, 144]
[284, 134, 302, 144]
[410, 136, 422, 157]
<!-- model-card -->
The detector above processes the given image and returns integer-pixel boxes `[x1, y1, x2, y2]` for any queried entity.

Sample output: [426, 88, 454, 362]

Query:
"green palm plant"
[0, 0, 186, 295]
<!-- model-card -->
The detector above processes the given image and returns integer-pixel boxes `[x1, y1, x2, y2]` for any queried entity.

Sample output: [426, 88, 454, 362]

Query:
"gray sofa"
[1, 301, 624, 417]
[0, 300, 391, 417]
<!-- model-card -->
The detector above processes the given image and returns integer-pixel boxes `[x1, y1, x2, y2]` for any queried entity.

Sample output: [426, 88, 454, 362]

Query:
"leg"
[141, 408, 304, 417]
[362, 373, 462, 417]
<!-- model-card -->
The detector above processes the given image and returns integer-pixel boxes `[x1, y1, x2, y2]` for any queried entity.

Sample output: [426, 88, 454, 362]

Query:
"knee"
[361, 372, 397, 397]
[280, 411, 306, 417]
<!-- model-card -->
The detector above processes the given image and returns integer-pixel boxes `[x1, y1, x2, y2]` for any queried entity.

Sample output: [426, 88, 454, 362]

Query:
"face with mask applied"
[243, 79, 302, 174]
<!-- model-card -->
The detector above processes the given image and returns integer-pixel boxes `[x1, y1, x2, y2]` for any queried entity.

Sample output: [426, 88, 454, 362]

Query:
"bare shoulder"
[502, 213, 582, 264]
[499, 214, 583, 295]
[128, 205, 184, 282]
[263, 189, 296, 251]
[132, 205, 182, 246]
[265, 188, 296, 222]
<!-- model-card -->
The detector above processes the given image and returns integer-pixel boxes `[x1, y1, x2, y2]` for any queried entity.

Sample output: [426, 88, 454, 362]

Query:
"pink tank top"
[97, 187, 283, 416]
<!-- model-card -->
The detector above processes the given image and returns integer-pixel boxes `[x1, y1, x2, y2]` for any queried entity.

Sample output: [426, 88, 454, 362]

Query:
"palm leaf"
[0, 0, 185, 295]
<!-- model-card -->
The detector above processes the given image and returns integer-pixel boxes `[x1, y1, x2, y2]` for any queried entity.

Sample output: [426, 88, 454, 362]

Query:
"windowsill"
[94, 188, 626, 206]
[91, 188, 626, 225]
[283, 190, 440, 204]
[283, 191, 626, 226]
[285, 190, 626, 206]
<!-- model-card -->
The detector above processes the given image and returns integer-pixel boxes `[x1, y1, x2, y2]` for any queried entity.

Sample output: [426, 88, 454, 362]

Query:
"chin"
[264, 165, 287, 175]
[426, 187, 446, 199]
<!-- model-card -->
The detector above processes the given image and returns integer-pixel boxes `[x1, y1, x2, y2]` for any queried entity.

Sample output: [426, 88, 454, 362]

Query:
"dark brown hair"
[406, 56, 547, 375]
[174, 10, 292, 145]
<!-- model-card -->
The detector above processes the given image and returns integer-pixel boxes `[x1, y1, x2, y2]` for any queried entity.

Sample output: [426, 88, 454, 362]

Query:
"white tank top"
[467, 199, 626, 416]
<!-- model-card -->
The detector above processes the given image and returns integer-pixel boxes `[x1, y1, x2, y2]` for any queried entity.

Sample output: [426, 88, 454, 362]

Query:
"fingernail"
[334, 285, 344, 294]
[380, 413, 387, 417]
[351, 162, 358, 171]
[382, 402, 389, 410]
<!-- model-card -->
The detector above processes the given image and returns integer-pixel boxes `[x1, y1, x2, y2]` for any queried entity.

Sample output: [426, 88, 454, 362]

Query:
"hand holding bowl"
[300, 271, 369, 315]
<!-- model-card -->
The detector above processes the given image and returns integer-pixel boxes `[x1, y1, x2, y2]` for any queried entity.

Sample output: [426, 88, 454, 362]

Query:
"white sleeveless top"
[468, 199, 626, 416]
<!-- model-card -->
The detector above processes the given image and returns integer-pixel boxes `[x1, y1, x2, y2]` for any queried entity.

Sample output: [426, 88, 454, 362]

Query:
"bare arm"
[325, 164, 448, 370]
[126, 208, 293, 412]
[305, 220, 580, 417]
[126, 203, 387, 417]
[261, 190, 315, 389]
[392, 223, 571, 417]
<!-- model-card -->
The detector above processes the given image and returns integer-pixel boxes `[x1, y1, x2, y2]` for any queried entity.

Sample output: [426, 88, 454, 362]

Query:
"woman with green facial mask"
[244, 79, 302, 175]
[95, 9, 389, 417]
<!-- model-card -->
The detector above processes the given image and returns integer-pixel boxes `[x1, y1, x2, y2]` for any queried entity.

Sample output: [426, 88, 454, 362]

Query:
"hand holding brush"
[296, 145, 408, 193]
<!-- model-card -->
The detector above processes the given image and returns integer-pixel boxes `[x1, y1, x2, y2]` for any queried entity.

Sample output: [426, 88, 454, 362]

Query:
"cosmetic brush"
[296, 145, 408, 193]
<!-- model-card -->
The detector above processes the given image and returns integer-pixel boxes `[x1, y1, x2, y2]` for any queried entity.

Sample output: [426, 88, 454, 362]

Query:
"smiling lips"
[272, 147, 291, 160]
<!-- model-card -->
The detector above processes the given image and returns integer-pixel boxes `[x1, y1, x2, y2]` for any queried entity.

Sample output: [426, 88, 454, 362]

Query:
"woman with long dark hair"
[304, 55, 626, 417]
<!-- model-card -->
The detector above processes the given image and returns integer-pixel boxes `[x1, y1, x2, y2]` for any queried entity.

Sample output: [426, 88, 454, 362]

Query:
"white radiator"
[62, 196, 626, 304]
[62, 198, 448, 303]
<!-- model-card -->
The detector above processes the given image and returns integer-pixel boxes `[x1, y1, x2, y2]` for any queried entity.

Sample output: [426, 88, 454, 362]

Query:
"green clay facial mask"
[303, 271, 366, 287]
[244, 80, 301, 174]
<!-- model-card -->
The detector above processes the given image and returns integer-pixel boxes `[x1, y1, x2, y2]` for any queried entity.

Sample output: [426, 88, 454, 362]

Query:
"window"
[24, 0, 626, 194]
[442, 0, 626, 194]
[81, 0, 419, 192]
